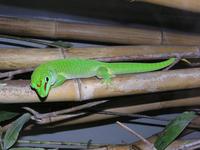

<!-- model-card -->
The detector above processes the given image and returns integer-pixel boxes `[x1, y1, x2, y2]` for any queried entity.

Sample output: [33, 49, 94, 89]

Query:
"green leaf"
[0, 111, 19, 123]
[10, 148, 45, 150]
[154, 111, 196, 150]
[3, 113, 31, 150]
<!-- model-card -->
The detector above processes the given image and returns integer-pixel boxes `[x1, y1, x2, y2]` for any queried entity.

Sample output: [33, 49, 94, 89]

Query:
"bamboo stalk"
[1, 68, 200, 103]
[2, 137, 196, 150]
[47, 96, 200, 127]
[90, 139, 198, 150]
[133, 134, 197, 150]
[1, 16, 200, 45]
[0, 16, 160, 44]
[98, 140, 197, 150]
[27, 94, 200, 130]
[137, 0, 200, 13]
[0, 45, 199, 69]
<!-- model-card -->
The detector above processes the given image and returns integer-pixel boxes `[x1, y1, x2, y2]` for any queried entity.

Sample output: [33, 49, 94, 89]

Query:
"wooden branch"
[1, 68, 200, 103]
[42, 95, 200, 127]
[2, 16, 200, 45]
[10, 94, 199, 135]
[33, 113, 86, 125]
[23, 100, 107, 124]
[0, 45, 200, 69]
[136, 0, 200, 13]
[25, 100, 107, 119]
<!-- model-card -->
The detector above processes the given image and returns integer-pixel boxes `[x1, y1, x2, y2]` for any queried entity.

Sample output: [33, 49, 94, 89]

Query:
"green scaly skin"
[31, 58, 176, 98]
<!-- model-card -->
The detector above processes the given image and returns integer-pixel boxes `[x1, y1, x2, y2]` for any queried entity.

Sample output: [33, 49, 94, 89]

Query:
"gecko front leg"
[52, 74, 66, 88]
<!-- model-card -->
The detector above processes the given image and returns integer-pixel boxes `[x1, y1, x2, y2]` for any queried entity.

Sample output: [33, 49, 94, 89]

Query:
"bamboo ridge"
[0, 45, 199, 69]
[137, 0, 200, 13]
[1, 68, 200, 103]
[1, 16, 200, 45]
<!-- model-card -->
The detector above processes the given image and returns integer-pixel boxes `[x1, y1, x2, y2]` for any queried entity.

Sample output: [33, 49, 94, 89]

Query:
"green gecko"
[31, 58, 176, 98]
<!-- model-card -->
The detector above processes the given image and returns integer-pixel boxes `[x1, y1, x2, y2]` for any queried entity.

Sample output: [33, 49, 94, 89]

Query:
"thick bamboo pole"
[0, 45, 200, 70]
[1, 16, 200, 45]
[0, 68, 200, 103]
[0, 16, 160, 44]
[137, 0, 200, 13]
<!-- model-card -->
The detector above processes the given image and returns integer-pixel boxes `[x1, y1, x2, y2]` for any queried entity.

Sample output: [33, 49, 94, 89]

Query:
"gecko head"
[31, 66, 55, 98]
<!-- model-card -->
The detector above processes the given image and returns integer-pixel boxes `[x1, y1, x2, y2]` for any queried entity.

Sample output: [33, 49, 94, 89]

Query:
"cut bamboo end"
[0, 68, 200, 103]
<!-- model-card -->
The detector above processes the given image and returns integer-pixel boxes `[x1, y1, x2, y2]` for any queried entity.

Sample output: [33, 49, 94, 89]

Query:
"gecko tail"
[106, 58, 176, 75]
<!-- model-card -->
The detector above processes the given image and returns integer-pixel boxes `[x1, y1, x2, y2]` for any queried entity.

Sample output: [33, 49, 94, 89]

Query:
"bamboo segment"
[1, 16, 200, 45]
[0, 48, 63, 69]
[162, 31, 200, 46]
[137, 0, 200, 13]
[0, 16, 161, 45]
[99, 139, 197, 150]
[134, 136, 197, 150]
[0, 45, 200, 69]
[41, 95, 200, 127]
[1, 68, 200, 103]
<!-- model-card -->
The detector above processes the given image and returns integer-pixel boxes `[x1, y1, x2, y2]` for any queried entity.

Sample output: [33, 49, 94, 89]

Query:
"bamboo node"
[75, 78, 82, 100]
[59, 47, 66, 59]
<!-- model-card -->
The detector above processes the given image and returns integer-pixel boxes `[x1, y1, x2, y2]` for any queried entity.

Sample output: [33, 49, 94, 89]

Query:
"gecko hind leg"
[96, 66, 113, 85]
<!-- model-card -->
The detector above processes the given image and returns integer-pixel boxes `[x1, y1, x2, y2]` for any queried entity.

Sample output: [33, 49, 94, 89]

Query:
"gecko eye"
[44, 77, 49, 91]
[45, 77, 49, 82]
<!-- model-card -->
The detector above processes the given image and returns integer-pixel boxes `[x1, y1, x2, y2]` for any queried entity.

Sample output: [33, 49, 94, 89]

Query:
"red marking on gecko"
[44, 81, 47, 91]
[37, 80, 42, 88]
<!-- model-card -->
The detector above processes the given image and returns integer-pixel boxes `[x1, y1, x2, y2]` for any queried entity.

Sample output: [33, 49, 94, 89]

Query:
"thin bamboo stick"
[3, 137, 197, 150]
[1, 16, 200, 45]
[137, 0, 200, 13]
[32, 95, 200, 129]
[1, 68, 200, 103]
[0, 45, 199, 69]
[49, 96, 200, 127]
